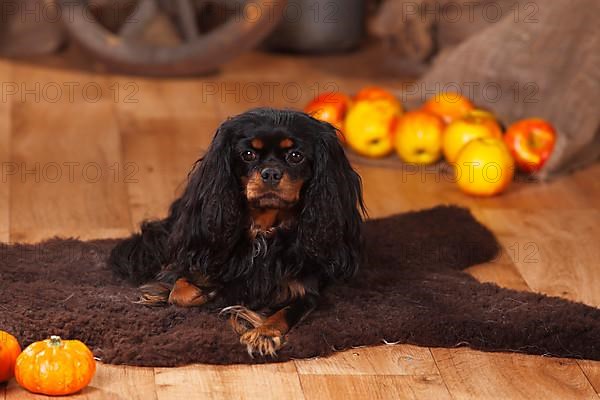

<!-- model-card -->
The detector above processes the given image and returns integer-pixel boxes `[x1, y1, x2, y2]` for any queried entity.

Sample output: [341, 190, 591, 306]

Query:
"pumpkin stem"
[49, 335, 62, 347]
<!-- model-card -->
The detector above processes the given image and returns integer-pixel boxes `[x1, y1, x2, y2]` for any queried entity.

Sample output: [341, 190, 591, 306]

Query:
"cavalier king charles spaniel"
[110, 108, 365, 356]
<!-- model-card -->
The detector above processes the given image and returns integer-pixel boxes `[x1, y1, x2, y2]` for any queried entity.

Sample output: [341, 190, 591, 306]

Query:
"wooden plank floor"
[1, 48, 600, 399]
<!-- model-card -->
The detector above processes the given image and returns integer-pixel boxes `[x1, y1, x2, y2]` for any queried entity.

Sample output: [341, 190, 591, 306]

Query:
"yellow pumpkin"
[0, 330, 21, 382]
[15, 336, 96, 396]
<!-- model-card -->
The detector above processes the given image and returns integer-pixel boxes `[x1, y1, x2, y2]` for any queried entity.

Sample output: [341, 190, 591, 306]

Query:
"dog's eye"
[241, 150, 257, 162]
[287, 151, 304, 165]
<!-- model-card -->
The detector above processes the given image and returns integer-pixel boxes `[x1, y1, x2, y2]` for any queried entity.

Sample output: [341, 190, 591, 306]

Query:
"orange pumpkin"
[15, 336, 96, 396]
[0, 330, 21, 382]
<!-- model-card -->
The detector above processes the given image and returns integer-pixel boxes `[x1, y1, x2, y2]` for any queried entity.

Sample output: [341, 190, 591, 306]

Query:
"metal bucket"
[266, 0, 365, 53]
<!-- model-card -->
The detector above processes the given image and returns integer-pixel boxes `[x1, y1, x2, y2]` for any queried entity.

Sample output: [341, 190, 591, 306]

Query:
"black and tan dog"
[109, 108, 365, 356]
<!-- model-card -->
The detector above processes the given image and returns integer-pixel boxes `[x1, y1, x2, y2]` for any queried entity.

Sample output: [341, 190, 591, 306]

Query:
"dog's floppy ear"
[168, 118, 244, 263]
[299, 120, 365, 280]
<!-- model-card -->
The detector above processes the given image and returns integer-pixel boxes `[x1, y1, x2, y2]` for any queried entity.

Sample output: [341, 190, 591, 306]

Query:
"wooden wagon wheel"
[59, 0, 287, 76]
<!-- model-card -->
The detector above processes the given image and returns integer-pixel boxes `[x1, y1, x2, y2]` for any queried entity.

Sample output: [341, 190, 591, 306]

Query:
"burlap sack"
[372, 0, 600, 179]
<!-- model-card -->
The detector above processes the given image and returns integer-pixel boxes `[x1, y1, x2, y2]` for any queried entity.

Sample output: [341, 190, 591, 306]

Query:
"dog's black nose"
[261, 168, 282, 184]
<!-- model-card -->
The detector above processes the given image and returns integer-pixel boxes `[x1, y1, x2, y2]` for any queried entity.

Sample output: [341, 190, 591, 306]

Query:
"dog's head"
[234, 122, 311, 210]
[171, 108, 365, 279]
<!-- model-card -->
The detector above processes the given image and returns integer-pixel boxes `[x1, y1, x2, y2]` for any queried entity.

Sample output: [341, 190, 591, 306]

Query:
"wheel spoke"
[175, 0, 200, 41]
[119, 0, 159, 39]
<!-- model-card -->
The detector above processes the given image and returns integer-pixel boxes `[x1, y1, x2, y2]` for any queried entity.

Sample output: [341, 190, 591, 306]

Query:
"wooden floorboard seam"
[577, 362, 600, 397]
[429, 348, 457, 400]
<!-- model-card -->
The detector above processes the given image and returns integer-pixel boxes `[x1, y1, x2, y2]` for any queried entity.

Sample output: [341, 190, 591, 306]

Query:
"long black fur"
[109, 108, 365, 309]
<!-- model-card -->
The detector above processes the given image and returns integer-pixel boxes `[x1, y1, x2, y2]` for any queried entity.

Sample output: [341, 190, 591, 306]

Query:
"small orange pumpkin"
[15, 335, 96, 396]
[0, 330, 21, 382]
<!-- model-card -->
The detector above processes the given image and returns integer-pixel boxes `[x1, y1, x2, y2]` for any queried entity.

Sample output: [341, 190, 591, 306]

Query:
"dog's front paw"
[240, 326, 284, 357]
[221, 305, 266, 335]
[168, 278, 212, 307]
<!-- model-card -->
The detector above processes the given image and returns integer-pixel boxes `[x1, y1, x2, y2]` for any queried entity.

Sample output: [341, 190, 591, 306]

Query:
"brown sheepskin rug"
[1, 205, 600, 367]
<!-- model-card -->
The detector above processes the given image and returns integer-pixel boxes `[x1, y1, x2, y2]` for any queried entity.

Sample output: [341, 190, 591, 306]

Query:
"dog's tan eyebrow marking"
[280, 138, 294, 148]
[251, 138, 264, 149]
